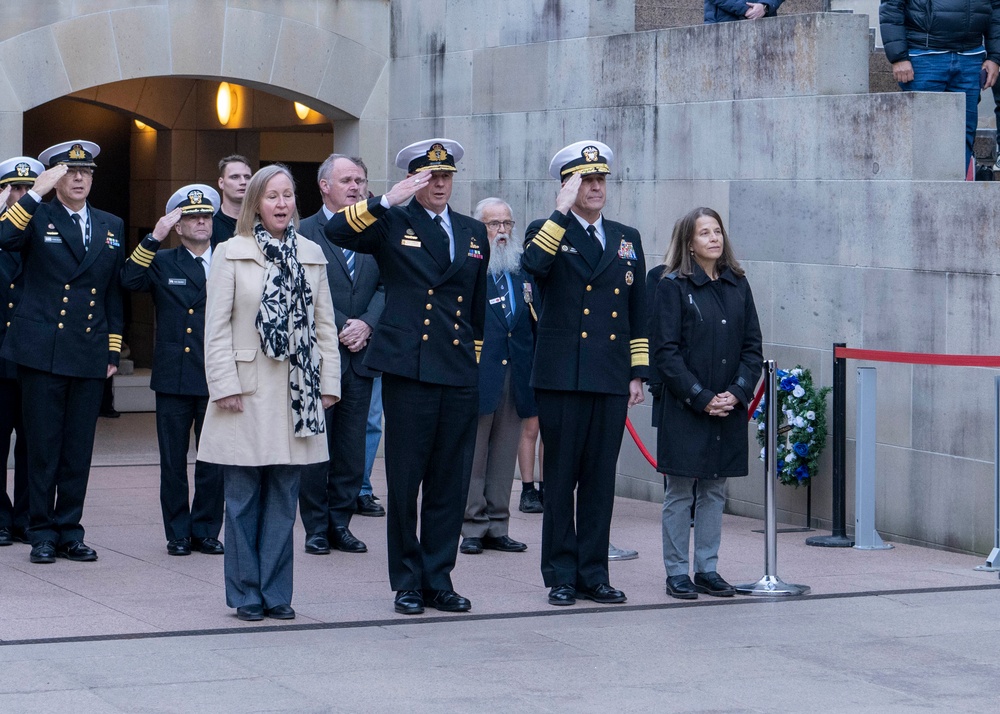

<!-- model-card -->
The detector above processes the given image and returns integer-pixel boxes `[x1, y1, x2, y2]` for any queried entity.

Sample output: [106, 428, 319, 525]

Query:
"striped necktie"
[494, 272, 512, 325]
[342, 248, 355, 281]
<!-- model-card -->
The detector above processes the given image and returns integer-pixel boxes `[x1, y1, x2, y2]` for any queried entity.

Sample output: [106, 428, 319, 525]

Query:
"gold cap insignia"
[187, 190, 203, 204]
[427, 143, 448, 162]
[69, 144, 86, 160]
[582, 146, 599, 163]
[15, 163, 30, 177]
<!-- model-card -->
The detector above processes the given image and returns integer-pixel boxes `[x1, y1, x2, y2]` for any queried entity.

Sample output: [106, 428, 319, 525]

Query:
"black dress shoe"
[192, 536, 224, 555]
[577, 583, 627, 604]
[0, 527, 12, 546]
[236, 604, 264, 621]
[266, 604, 295, 620]
[330, 526, 367, 553]
[518, 488, 544, 513]
[548, 584, 576, 606]
[356, 493, 386, 517]
[30, 540, 56, 564]
[482, 534, 527, 552]
[666, 574, 699, 600]
[423, 589, 471, 612]
[304, 533, 331, 555]
[56, 540, 98, 562]
[694, 571, 736, 597]
[167, 537, 191, 556]
[394, 590, 425, 615]
[459, 537, 483, 554]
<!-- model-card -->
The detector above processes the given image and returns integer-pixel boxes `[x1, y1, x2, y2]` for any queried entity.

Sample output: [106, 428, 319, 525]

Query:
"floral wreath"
[752, 366, 830, 487]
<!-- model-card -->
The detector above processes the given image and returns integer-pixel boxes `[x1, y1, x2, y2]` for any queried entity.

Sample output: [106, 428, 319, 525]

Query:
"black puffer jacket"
[880, 0, 1000, 64]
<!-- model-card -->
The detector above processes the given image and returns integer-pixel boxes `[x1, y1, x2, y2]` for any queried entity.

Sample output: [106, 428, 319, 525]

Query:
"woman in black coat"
[648, 207, 762, 600]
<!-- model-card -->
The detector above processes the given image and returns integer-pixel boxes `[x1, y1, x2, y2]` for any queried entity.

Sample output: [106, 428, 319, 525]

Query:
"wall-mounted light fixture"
[134, 119, 149, 130]
[217, 82, 238, 125]
[294, 102, 311, 120]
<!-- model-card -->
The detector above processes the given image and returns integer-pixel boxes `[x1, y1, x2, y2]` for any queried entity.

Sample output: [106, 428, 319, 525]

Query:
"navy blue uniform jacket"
[0, 195, 124, 378]
[479, 268, 537, 417]
[325, 197, 489, 388]
[522, 210, 648, 395]
[0, 250, 23, 380]
[299, 209, 384, 380]
[120, 235, 208, 396]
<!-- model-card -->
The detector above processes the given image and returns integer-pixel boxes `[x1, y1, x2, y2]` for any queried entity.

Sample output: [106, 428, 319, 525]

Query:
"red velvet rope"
[834, 347, 1000, 368]
[626, 380, 767, 470]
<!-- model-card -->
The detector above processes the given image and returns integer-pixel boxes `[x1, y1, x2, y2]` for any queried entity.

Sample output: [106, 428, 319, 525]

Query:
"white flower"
[784, 453, 795, 463]
[792, 385, 805, 398]
[759, 447, 766, 460]
[794, 416, 806, 428]
[806, 411, 816, 420]
[758, 422, 765, 431]
[791, 368, 803, 376]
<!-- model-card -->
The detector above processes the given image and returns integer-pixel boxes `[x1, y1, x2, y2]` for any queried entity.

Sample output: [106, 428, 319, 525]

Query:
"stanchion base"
[805, 533, 854, 548]
[735, 575, 811, 597]
[752, 527, 813, 534]
[973, 547, 1000, 572]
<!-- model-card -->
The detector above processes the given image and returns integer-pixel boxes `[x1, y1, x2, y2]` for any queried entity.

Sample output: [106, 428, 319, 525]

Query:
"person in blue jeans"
[357, 375, 386, 516]
[880, 0, 1000, 174]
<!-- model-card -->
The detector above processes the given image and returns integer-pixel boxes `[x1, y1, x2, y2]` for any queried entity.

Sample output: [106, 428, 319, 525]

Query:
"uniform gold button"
[91, 288, 97, 295]
[64, 284, 70, 290]
[85, 327, 91, 333]
[184, 347, 191, 353]
[583, 308, 590, 315]
[186, 327, 192, 334]
[87, 314, 93, 320]
[425, 304, 432, 310]
[457, 296, 463, 303]
[424, 319, 430, 326]
[62, 297, 69, 303]
[581, 332, 588, 338]
[5, 322, 9, 327]
[90, 301, 96, 307]
[422, 334, 429, 341]
[57, 323, 64, 329]
[454, 323, 459, 330]
[427, 289, 434, 296]
[60, 309, 66, 316]
[507, 332, 512, 337]
[611, 311, 618, 318]
[8, 303, 13, 309]
[453, 339, 460, 346]
[8, 283, 13, 289]
[586, 285, 592, 291]
[614, 288, 620, 295]
[502, 359, 508, 365]
[188, 308, 194, 315]
[455, 310, 461, 317]
[610, 334, 616, 340]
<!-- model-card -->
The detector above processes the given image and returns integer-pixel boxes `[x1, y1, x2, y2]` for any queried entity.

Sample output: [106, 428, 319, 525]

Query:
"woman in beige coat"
[199, 164, 340, 622]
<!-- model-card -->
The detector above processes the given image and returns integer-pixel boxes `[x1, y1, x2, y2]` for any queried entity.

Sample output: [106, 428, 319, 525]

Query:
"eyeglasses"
[484, 220, 515, 231]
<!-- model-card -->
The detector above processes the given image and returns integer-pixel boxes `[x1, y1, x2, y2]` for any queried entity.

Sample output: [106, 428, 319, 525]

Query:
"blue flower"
[777, 369, 788, 378]
[806, 426, 814, 433]
[793, 442, 809, 457]
[780, 375, 799, 392]
[795, 465, 809, 482]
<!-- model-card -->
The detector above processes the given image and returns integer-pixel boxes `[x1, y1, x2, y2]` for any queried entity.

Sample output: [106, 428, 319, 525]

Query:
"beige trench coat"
[197, 233, 341, 466]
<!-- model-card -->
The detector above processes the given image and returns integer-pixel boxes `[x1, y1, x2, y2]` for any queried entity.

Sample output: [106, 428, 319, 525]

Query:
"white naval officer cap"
[395, 138, 464, 173]
[548, 140, 614, 180]
[166, 184, 220, 215]
[39, 140, 101, 168]
[0, 156, 44, 186]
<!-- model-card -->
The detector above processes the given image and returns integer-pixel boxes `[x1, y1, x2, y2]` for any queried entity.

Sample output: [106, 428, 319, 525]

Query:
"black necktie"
[71, 213, 88, 250]
[587, 224, 601, 252]
[195, 256, 207, 279]
[434, 215, 452, 260]
[495, 272, 513, 326]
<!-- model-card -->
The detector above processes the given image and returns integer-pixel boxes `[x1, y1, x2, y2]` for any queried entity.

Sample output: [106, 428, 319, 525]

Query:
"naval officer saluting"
[0, 140, 125, 564]
[121, 185, 225, 557]
[325, 138, 489, 615]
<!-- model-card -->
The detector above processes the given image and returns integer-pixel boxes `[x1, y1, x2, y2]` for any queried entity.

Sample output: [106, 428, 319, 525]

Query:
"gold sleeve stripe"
[342, 199, 376, 233]
[630, 337, 649, 367]
[530, 220, 565, 256]
[109, 334, 123, 352]
[631, 353, 649, 367]
[130, 245, 156, 268]
[1, 203, 31, 230]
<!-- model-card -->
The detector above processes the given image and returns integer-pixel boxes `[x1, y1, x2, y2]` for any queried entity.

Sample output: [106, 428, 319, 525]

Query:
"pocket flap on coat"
[234, 349, 257, 362]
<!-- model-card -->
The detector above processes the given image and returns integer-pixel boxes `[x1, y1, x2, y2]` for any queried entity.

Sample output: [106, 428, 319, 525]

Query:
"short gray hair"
[473, 197, 512, 222]
[317, 154, 367, 185]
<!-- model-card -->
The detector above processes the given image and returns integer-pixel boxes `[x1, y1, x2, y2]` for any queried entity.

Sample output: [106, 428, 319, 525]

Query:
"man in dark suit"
[296, 154, 384, 556]
[523, 140, 648, 606]
[326, 138, 489, 615]
[211, 155, 252, 247]
[0, 140, 125, 564]
[0, 156, 44, 546]
[460, 198, 532, 556]
[121, 184, 225, 557]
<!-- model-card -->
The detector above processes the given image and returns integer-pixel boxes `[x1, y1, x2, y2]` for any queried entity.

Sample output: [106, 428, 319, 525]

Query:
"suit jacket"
[325, 196, 489, 388]
[479, 268, 537, 417]
[299, 209, 384, 379]
[120, 234, 209, 396]
[0, 249, 23, 380]
[522, 210, 648, 395]
[0, 195, 124, 379]
[198, 233, 341, 467]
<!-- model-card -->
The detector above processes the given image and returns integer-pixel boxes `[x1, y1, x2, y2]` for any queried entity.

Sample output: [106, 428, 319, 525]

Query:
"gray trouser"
[661, 474, 727, 577]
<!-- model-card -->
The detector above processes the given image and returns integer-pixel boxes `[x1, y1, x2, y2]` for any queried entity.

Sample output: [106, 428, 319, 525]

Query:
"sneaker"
[519, 488, 543, 513]
[608, 543, 638, 561]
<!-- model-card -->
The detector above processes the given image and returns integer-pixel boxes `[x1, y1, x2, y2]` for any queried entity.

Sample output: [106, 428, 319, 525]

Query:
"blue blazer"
[479, 268, 537, 417]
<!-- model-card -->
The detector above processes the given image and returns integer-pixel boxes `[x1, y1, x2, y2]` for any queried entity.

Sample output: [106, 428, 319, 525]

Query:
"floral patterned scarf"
[253, 221, 324, 437]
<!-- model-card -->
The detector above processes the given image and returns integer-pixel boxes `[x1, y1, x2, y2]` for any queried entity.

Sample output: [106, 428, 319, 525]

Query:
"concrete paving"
[1, 413, 998, 711]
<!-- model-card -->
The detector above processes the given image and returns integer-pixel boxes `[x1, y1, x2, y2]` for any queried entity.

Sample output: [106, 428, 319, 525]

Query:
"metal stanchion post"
[736, 360, 810, 597]
[807, 342, 853, 547]
[976, 376, 1000, 572]
[853, 367, 892, 550]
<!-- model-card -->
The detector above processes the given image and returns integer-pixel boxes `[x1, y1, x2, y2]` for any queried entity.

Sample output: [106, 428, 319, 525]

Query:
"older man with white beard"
[460, 198, 536, 555]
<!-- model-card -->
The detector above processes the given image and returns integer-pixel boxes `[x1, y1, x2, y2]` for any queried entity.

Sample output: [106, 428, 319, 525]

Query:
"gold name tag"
[401, 239, 422, 247]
